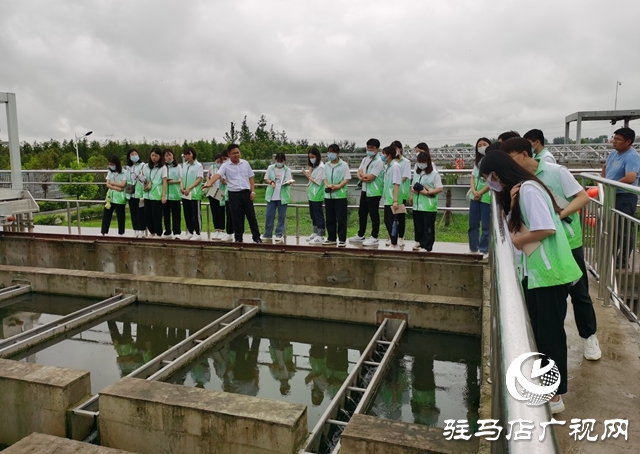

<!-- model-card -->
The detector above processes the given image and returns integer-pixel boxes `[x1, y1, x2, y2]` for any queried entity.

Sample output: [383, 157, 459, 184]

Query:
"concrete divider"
[340, 414, 478, 454]
[99, 377, 307, 454]
[0, 359, 91, 445]
[0, 266, 482, 335]
[3, 432, 133, 453]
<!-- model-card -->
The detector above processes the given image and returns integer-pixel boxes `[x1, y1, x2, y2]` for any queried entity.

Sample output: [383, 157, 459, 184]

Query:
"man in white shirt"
[524, 129, 556, 164]
[204, 144, 262, 243]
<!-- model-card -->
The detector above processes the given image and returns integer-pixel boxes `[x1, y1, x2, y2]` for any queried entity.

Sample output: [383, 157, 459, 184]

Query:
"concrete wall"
[0, 236, 484, 299]
[4, 433, 133, 453]
[0, 359, 91, 446]
[0, 266, 482, 335]
[99, 378, 307, 454]
[340, 414, 478, 454]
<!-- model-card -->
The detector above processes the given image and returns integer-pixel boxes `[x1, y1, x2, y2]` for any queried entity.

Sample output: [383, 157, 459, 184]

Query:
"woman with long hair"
[409, 144, 443, 252]
[303, 147, 326, 245]
[125, 148, 146, 237]
[101, 156, 127, 236]
[142, 147, 168, 238]
[468, 137, 492, 256]
[180, 147, 204, 240]
[162, 149, 182, 239]
[380, 146, 402, 248]
[262, 152, 293, 243]
[207, 152, 233, 241]
[479, 150, 582, 414]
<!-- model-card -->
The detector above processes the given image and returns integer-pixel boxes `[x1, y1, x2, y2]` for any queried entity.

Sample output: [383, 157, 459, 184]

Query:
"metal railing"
[488, 198, 561, 453]
[579, 173, 640, 323]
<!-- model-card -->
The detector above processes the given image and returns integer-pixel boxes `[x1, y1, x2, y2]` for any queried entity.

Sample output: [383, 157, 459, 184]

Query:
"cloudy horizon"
[1, 0, 639, 148]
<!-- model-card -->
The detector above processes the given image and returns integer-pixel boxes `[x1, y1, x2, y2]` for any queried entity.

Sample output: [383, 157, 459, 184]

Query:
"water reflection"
[168, 316, 376, 430]
[367, 329, 480, 429]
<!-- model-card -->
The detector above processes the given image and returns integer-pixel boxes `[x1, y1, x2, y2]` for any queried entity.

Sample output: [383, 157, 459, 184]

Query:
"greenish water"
[367, 329, 481, 429]
[167, 315, 378, 430]
[11, 304, 226, 394]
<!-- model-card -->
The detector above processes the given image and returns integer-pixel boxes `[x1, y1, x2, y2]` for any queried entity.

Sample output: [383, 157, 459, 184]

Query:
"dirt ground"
[556, 274, 640, 453]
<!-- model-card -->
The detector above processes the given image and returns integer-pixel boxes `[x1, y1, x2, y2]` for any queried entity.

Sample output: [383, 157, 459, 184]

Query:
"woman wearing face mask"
[380, 146, 402, 248]
[207, 152, 233, 241]
[162, 149, 182, 239]
[142, 147, 168, 238]
[409, 144, 443, 252]
[480, 151, 582, 414]
[125, 149, 146, 238]
[468, 137, 492, 257]
[180, 147, 204, 240]
[303, 147, 326, 245]
[101, 156, 127, 236]
[262, 153, 293, 243]
[323, 144, 351, 246]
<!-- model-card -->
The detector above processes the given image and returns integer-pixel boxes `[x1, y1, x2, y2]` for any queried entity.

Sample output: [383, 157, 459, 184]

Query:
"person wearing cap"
[203, 143, 262, 243]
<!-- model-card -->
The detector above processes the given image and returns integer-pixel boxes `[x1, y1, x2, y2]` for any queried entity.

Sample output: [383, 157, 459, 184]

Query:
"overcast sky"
[1, 0, 639, 148]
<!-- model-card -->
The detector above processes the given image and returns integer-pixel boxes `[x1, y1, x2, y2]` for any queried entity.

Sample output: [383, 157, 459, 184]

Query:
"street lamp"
[74, 131, 93, 165]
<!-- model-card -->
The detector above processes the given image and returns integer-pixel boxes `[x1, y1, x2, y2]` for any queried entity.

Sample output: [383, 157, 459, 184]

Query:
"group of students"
[470, 128, 640, 415]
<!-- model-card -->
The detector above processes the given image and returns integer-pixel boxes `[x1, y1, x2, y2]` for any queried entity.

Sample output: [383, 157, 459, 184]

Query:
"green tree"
[223, 122, 240, 143]
[255, 115, 269, 142]
[53, 162, 99, 200]
[240, 116, 253, 144]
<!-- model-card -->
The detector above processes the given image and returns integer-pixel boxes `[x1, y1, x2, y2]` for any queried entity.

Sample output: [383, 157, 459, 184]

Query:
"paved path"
[557, 273, 640, 453]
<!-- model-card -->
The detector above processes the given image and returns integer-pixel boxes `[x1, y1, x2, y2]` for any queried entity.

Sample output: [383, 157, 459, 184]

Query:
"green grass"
[35, 188, 470, 243]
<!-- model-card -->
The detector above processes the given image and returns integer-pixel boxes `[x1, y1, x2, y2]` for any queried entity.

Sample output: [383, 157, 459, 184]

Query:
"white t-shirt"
[272, 167, 285, 201]
[217, 159, 254, 192]
[557, 166, 583, 198]
[358, 155, 384, 191]
[517, 183, 556, 278]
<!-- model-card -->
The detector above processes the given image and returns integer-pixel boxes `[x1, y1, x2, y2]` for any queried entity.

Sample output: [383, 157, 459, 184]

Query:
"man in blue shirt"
[601, 127, 640, 268]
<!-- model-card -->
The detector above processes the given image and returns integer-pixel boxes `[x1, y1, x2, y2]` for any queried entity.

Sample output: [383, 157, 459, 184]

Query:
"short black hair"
[163, 148, 177, 167]
[108, 155, 122, 173]
[366, 138, 380, 148]
[183, 146, 197, 160]
[485, 142, 503, 154]
[391, 140, 402, 150]
[275, 152, 286, 162]
[498, 130, 520, 142]
[614, 127, 636, 143]
[328, 143, 340, 153]
[500, 138, 533, 158]
[227, 143, 240, 152]
[148, 147, 164, 169]
[126, 149, 139, 167]
[382, 146, 397, 160]
[523, 129, 545, 145]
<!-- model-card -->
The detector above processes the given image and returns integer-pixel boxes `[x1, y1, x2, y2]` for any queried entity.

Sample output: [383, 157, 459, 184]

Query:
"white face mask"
[477, 146, 487, 156]
[417, 163, 428, 170]
[486, 173, 503, 192]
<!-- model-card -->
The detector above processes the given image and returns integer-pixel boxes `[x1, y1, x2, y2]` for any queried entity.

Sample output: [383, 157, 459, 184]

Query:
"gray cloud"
[1, 0, 639, 147]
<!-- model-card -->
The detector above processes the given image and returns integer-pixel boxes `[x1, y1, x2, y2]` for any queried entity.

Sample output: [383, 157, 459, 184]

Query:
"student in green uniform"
[323, 145, 351, 246]
[142, 147, 168, 238]
[125, 149, 146, 238]
[262, 153, 293, 243]
[381, 146, 402, 247]
[392, 140, 411, 246]
[207, 152, 233, 241]
[162, 149, 182, 239]
[468, 137, 492, 256]
[500, 138, 600, 361]
[303, 147, 326, 245]
[180, 147, 204, 240]
[101, 155, 127, 236]
[480, 151, 582, 414]
[352, 138, 385, 246]
[409, 145, 443, 252]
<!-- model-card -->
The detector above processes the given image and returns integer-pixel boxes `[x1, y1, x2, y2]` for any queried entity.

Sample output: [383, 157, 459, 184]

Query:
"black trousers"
[308, 200, 326, 232]
[615, 193, 637, 267]
[357, 191, 381, 238]
[413, 210, 436, 251]
[325, 198, 348, 242]
[128, 198, 145, 231]
[228, 190, 260, 242]
[144, 199, 163, 235]
[383, 205, 398, 245]
[101, 203, 126, 235]
[397, 199, 407, 238]
[162, 200, 182, 235]
[523, 278, 569, 395]
[569, 247, 597, 338]
[182, 199, 201, 235]
[208, 197, 232, 233]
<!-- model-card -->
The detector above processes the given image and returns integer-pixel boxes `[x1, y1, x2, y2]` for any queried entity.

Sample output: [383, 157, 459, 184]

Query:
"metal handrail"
[488, 198, 560, 453]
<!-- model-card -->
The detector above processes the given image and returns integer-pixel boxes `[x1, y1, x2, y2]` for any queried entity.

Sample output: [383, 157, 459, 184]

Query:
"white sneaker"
[584, 334, 601, 360]
[322, 239, 337, 245]
[337, 241, 347, 247]
[221, 233, 233, 242]
[385, 239, 391, 246]
[162, 232, 173, 238]
[412, 243, 421, 251]
[180, 232, 192, 240]
[309, 236, 325, 245]
[190, 234, 202, 241]
[307, 233, 317, 242]
[274, 236, 284, 244]
[349, 235, 365, 243]
[417, 247, 429, 252]
[211, 231, 221, 240]
[260, 234, 272, 242]
[482, 253, 489, 259]
[549, 396, 565, 414]
[389, 244, 399, 250]
[398, 238, 405, 246]
[363, 236, 379, 247]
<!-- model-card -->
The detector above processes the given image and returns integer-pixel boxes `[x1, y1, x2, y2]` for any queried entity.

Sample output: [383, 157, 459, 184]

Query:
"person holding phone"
[262, 153, 293, 243]
[409, 144, 442, 252]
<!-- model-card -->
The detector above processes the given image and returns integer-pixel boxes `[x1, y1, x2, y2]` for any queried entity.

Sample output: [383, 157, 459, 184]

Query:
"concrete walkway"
[26, 225, 472, 254]
[558, 273, 640, 453]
